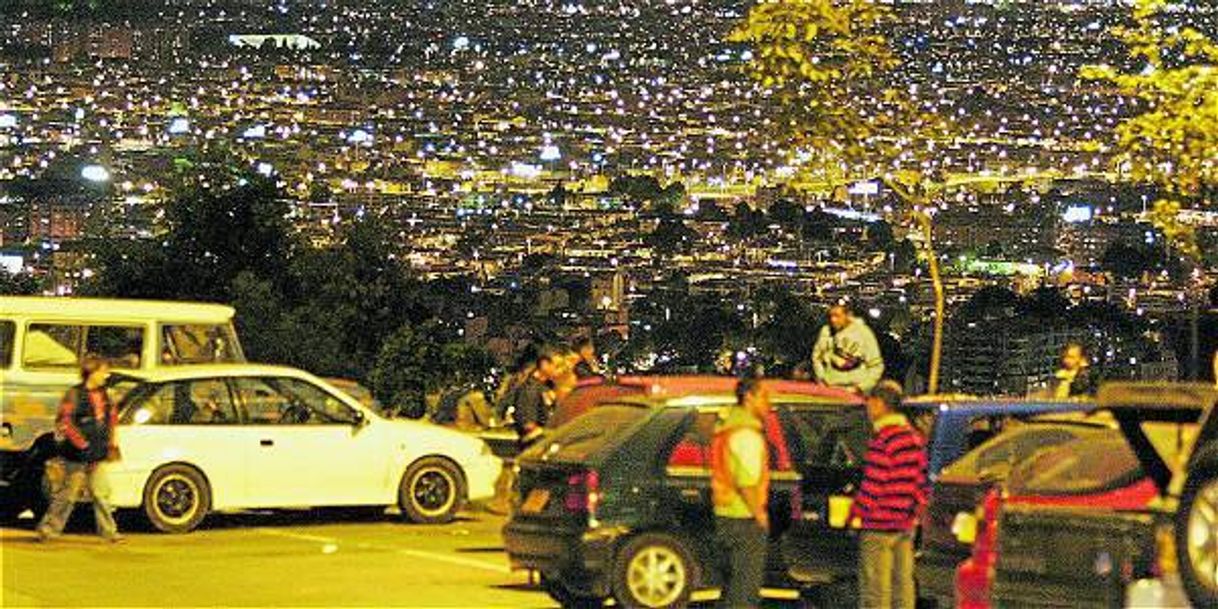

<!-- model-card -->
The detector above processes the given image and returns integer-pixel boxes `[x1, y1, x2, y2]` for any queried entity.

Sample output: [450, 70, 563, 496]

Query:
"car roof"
[612, 375, 862, 403]
[606, 392, 857, 410]
[906, 395, 1093, 416]
[1097, 382, 1218, 413]
[116, 363, 317, 383]
[0, 296, 236, 322]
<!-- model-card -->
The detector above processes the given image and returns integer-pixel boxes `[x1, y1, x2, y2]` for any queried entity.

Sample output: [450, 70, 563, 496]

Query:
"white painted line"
[253, 528, 512, 575]
[395, 548, 512, 575]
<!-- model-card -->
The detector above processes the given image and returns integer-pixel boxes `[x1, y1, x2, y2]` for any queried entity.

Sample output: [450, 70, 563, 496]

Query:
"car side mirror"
[352, 409, 369, 429]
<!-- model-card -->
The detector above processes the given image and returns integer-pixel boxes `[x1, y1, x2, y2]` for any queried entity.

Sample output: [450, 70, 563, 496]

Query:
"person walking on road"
[812, 304, 884, 394]
[851, 380, 927, 609]
[1052, 342, 1097, 399]
[37, 355, 123, 543]
[712, 376, 771, 608]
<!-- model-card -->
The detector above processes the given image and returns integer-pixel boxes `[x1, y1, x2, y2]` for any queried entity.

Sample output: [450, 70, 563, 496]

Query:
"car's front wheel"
[612, 533, 699, 609]
[399, 457, 465, 524]
[1177, 458, 1218, 607]
[143, 464, 211, 533]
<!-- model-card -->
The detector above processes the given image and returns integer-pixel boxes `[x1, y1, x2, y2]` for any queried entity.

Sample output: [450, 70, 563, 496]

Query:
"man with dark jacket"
[37, 355, 122, 542]
[1052, 342, 1098, 399]
[511, 350, 558, 448]
[850, 380, 927, 609]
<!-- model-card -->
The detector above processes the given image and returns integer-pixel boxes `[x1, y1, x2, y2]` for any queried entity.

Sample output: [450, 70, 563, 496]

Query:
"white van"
[0, 297, 244, 517]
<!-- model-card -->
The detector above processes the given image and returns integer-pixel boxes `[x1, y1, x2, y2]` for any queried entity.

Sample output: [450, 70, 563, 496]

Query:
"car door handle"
[260, 439, 274, 447]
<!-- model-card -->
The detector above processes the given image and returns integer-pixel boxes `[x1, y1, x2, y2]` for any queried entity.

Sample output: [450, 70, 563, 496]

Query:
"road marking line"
[252, 528, 512, 574]
[253, 528, 338, 544]
[394, 549, 512, 575]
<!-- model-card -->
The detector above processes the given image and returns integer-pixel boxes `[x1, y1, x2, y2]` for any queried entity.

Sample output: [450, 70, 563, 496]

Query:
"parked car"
[1, 297, 245, 521]
[94, 364, 501, 533]
[970, 382, 1216, 608]
[502, 386, 1093, 608]
[952, 431, 1156, 609]
[918, 415, 1114, 607]
[1096, 382, 1217, 607]
[479, 375, 858, 460]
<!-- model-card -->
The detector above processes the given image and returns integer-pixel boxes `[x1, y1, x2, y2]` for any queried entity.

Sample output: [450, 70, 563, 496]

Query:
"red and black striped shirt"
[851, 415, 928, 532]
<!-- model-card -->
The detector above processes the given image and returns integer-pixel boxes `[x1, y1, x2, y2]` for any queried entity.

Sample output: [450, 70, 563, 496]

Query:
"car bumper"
[463, 454, 501, 503]
[502, 519, 621, 597]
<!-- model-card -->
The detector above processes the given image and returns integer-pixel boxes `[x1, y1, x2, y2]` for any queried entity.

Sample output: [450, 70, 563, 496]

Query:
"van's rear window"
[525, 404, 649, 462]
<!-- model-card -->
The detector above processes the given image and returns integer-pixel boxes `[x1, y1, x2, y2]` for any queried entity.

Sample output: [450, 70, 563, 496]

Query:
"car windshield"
[941, 423, 1103, 483]
[522, 404, 649, 463]
[1008, 432, 1143, 496]
[160, 323, 242, 364]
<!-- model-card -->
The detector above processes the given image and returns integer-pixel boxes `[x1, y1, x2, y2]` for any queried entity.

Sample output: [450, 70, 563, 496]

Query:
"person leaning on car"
[850, 380, 927, 609]
[710, 376, 771, 609]
[510, 349, 559, 448]
[36, 354, 123, 543]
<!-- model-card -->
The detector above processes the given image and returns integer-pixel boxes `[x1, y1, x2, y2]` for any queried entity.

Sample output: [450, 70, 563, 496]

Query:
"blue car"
[781, 395, 1095, 602]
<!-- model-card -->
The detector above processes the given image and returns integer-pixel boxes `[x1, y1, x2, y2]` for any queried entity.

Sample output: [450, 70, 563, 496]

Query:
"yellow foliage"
[1083, 0, 1218, 257]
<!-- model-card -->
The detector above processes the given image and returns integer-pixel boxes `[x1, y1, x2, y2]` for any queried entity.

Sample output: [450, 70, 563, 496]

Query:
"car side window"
[234, 377, 357, 425]
[173, 379, 238, 424]
[22, 323, 144, 370]
[782, 408, 870, 469]
[126, 380, 239, 425]
[668, 412, 717, 468]
[22, 323, 82, 369]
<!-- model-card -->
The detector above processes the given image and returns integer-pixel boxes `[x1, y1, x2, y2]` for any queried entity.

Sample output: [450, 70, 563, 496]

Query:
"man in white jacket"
[812, 304, 885, 393]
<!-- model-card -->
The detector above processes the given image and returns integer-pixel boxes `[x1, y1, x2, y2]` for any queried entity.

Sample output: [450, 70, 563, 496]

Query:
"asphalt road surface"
[2, 509, 807, 608]
[2, 509, 555, 608]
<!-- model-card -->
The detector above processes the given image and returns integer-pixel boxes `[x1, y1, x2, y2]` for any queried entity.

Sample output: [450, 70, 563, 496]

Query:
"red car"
[550, 375, 858, 428]
[954, 432, 1157, 609]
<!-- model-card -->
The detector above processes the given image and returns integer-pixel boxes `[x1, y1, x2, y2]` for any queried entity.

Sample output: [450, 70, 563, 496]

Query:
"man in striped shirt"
[850, 380, 927, 609]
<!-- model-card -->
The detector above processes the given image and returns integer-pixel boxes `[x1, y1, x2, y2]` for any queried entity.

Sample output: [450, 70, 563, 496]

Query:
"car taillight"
[564, 470, 600, 519]
[958, 487, 1004, 609]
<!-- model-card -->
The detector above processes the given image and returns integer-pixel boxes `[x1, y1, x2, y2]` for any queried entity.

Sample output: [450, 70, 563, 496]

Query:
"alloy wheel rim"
[626, 545, 686, 608]
[412, 468, 456, 516]
[155, 474, 199, 524]
[1187, 479, 1218, 591]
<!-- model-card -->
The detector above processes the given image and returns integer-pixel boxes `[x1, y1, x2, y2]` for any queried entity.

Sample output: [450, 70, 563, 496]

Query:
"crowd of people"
[35, 303, 1211, 609]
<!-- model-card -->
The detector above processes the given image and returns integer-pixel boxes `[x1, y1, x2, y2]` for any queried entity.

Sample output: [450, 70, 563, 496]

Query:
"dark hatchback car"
[917, 415, 1115, 607]
[985, 383, 1218, 609]
[503, 391, 1093, 608]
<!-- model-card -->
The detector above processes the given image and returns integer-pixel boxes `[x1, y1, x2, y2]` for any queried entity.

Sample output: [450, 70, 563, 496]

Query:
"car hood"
[378, 417, 488, 459]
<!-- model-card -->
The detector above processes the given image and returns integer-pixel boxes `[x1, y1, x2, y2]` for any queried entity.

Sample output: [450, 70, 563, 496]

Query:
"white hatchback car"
[103, 364, 501, 533]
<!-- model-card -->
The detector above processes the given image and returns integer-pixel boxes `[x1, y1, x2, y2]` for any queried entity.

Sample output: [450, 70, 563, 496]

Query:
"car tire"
[612, 533, 699, 609]
[142, 464, 210, 534]
[1176, 457, 1218, 607]
[539, 572, 605, 608]
[399, 457, 465, 524]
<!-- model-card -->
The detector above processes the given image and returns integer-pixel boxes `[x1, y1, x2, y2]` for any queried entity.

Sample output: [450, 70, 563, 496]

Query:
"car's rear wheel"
[143, 464, 210, 533]
[1177, 459, 1218, 607]
[399, 457, 465, 524]
[539, 572, 605, 608]
[612, 533, 699, 609]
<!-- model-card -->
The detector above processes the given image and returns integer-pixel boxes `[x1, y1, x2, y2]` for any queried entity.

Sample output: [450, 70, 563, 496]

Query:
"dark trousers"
[715, 516, 767, 608]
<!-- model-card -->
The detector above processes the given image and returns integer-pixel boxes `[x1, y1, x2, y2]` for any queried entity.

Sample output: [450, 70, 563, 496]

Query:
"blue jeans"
[37, 459, 118, 539]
